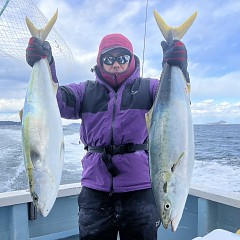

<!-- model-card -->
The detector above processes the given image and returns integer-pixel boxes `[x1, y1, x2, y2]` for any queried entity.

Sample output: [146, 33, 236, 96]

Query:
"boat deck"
[0, 183, 240, 240]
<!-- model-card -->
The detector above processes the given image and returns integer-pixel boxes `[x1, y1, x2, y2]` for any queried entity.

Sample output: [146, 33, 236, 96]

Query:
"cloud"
[191, 71, 240, 100]
[191, 100, 240, 124]
[0, 99, 24, 113]
[213, 2, 240, 17]
[0, 0, 239, 124]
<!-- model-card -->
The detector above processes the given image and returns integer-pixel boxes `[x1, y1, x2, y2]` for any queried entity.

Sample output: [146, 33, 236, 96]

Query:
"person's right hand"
[26, 37, 53, 67]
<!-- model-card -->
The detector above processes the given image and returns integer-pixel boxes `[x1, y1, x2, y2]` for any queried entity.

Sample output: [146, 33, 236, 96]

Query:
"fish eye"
[32, 192, 39, 202]
[164, 202, 171, 210]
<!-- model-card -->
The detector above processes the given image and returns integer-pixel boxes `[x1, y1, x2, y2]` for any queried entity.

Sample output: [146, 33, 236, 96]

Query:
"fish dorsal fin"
[153, 10, 197, 42]
[52, 81, 59, 95]
[25, 9, 58, 42]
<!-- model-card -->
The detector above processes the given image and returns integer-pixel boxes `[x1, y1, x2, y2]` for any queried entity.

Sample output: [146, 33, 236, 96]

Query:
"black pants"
[78, 187, 160, 240]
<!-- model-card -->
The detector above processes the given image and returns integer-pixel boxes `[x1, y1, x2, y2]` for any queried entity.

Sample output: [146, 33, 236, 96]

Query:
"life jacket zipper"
[109, 91, 118, 196]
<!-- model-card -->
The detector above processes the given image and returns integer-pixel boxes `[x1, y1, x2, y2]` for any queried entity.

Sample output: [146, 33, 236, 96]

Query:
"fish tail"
[25, 9, 58, 42]
[153, 10, 197, 42]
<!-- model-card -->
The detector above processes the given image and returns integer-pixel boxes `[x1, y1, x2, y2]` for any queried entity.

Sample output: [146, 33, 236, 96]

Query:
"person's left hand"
[161, 40, 187, 67]
[161, 40, 190, 83]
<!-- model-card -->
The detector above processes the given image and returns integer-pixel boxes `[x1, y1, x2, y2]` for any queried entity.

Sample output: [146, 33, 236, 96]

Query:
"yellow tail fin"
[154, 10, 197, 43]
[25, 9, 58, 42]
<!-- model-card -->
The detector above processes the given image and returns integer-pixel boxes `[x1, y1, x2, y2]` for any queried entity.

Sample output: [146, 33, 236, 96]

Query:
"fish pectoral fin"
[19, 109, 23, 122]
[52, 81, 59, 95]
[26, 9, 58, 42]
[171, 152, 184, 172]
[187, 82, 191, 93]
[153, 10, 197, 42]
[145, 107, 153, 131]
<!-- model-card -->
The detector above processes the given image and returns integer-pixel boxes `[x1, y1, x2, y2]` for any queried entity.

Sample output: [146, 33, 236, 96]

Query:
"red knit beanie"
[97, 33, 136, 88]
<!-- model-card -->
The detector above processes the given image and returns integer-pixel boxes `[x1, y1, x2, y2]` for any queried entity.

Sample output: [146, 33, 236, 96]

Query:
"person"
[26, 33, 189, 240]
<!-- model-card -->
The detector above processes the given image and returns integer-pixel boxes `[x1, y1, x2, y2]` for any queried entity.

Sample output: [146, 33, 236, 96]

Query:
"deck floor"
[60, 233, 121, 239]
[61, 235, 79, 240]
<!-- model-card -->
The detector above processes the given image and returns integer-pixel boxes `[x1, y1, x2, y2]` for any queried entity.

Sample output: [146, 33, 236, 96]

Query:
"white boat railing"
[0, 183, 81, 207]
[189, 183, 240, 208]
[1, 183, 239, 208]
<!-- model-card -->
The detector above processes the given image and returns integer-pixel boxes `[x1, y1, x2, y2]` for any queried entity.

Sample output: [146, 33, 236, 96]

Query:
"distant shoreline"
[0, 121, 81, 127]
[0, 120, 239, 126]
[0, 121, 21, 126]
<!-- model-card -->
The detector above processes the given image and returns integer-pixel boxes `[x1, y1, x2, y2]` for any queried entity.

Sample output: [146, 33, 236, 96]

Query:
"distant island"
[207, 120, 228, 125]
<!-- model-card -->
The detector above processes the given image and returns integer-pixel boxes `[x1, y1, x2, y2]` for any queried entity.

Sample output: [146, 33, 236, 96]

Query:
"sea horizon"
[1, 120, 239, 126]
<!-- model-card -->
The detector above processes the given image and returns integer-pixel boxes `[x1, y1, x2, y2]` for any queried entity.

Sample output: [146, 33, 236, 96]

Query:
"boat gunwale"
[0, 183, 239, 208]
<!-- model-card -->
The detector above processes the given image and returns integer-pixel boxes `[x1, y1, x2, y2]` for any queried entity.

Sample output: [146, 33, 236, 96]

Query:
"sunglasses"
[102, 55, 131, 65]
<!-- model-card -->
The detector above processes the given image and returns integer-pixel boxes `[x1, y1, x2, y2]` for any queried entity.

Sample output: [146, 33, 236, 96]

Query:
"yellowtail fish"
[20, 10, 64, 217]
[146, 10, 197, 231]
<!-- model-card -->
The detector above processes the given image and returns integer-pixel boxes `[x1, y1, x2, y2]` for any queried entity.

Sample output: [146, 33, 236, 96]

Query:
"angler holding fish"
[25, 10, 193, 240]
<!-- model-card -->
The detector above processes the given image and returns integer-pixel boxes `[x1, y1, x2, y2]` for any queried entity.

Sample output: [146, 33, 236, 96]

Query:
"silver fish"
[20, 10, 64, 217]
[146, 10, 197, 232]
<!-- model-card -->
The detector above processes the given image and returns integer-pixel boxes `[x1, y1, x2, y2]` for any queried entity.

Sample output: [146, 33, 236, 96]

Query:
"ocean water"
[0, 123, 84, 193]
[0, 123, 239, 193]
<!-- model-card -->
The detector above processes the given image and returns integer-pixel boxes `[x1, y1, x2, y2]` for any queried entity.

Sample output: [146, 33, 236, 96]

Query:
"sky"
[0, 0, 239, 124]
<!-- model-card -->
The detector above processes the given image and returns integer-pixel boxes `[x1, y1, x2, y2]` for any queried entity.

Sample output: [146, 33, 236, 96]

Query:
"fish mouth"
[161, 215, 171, 229]
[162, 221, 170, 229]
[163, 220, 176, 231]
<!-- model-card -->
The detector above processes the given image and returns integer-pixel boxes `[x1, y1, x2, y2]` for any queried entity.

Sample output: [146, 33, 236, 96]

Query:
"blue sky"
[0, 0, 239, 124]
